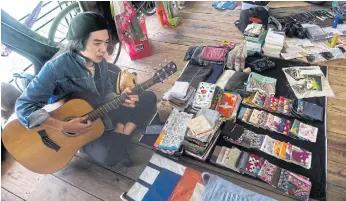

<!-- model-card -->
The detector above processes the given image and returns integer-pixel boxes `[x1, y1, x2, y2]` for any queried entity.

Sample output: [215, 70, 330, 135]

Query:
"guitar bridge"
[37, 130, 61, 152]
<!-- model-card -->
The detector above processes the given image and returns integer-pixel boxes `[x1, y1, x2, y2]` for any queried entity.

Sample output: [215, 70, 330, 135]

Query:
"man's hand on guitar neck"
[122, 88, 139, 108]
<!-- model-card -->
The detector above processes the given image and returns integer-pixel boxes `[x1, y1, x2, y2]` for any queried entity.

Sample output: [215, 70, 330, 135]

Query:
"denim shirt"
[15, 51, 116, 131]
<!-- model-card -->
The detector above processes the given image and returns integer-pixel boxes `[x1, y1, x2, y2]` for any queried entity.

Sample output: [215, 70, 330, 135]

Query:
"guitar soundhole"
[63, 116, 82, 137]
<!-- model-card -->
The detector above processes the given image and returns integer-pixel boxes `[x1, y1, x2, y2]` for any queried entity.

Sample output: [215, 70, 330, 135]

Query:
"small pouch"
[248, 57, 276, 73]
[260, 135, 276, 156]
[302, 102, 324, 121]
[291, 145, 312, 169]
[244, 154, 265, 177]
[237, 151, 250, 173]
[216, 92, 242, 121]
[242, 108, 253, 122]
[258, 160, 279, 184]
[298, 121, 318, 143]
[252, 92, 266, 107]
[248, 109, 261, 127]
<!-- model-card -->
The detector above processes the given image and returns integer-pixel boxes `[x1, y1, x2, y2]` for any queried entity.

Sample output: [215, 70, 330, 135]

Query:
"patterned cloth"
[258, 160, 278, 184]
[168, 168, 204, 201]
[244, 154, 264, 177]
[158, 109, 193, 151]
[122, 154, 186, 201]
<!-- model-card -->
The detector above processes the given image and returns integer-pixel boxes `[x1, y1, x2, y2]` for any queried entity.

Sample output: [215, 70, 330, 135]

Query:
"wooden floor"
[2, 2, 346, 201]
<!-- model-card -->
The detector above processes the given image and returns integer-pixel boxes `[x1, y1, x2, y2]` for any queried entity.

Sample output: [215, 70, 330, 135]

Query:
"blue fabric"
[206, 64, 224, 84]
[142, 168, 181, 201]
[212, 1, 237, 10]
[202, 172, 277, 201]
[15, 52, 114, 129]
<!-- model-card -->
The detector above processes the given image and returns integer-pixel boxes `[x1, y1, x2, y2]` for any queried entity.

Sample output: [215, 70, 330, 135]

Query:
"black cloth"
[219, 56, 327, 200]
[66, 12, 109, 40]
[177, 63, 212, 88]
[224, 71, 250, 97]
[82, 91, 157, 166]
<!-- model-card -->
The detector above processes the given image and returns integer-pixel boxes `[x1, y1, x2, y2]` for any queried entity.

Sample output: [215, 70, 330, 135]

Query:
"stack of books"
[243, 23, 267, 53]
[263, 29, 285, 58]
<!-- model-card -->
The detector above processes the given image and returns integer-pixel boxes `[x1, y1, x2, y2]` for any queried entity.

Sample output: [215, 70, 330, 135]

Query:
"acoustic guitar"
[2, 61, 177, 174]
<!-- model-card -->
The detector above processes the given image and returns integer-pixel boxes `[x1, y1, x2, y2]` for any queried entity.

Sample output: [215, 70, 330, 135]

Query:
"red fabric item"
[199, 47, 228, 61]
[168, 168, 203, 201]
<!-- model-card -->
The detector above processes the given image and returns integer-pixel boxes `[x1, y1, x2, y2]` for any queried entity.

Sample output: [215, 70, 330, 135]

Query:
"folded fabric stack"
[221, 121, 313, 169]
[244, 23, 268, 54]
[246, 72, 277, 96]
[167, 82, 196, 111]
[184, 46, 230, 66]
[190, 82, 223, 113]
[209, 147, 312, 201]
[183, 108, 222, 161]
[215, 91, 242, 121]
[263, 29, 285, 58]
[238, 106, 318, 143]
[154, 109, 194, 155]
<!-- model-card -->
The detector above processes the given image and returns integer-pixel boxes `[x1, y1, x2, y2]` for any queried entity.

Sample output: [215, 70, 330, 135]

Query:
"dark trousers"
[82, 91, 157, 166]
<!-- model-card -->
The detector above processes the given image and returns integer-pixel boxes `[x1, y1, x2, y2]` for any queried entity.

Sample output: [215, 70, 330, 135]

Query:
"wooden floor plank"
[326, 111, 346, 136]
[326, 184, 346, 201]
[327, 161, 346, 189]
[1, 188, 24, 201]
[53, 156, 134, 201]
[1, 156, 45, 200]
[26, 175, 101, 201]
[328, 132, 346, 165]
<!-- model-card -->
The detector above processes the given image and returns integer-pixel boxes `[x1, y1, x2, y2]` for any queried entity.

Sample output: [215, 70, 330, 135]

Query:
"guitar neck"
[86, 79, 155, 121]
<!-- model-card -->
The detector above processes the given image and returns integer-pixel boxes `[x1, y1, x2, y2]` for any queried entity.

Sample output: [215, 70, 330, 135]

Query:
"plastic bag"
[227, 42, 247, 71]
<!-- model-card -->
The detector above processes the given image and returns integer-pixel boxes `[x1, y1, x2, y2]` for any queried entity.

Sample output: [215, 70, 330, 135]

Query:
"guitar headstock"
[152, 61, 177, 84]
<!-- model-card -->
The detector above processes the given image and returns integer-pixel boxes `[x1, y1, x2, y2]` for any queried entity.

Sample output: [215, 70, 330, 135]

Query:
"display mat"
[140, 56, 327, 200]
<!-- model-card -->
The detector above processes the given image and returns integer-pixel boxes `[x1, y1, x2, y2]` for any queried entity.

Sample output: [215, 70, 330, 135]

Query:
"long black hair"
[67, 33, 90, 53]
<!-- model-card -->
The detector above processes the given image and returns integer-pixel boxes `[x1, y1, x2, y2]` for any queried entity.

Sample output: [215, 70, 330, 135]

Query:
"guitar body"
[2, 99, 105, 174]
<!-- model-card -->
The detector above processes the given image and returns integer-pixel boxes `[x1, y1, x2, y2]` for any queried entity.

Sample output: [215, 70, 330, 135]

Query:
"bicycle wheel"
[140, 2, 156, 16]
[48, 2, 80, 44]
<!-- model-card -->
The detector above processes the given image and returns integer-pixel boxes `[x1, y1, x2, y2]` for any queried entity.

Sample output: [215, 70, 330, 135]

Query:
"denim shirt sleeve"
[102, 59, 115, 96]
[15, 61, 57, 129]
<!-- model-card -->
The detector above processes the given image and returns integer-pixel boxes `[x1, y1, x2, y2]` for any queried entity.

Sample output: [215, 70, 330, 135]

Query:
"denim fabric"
[15, 52, 115, 130]
[1, 9, 59, 74]
[177, 63, 212, 89]
[202, 172, 277, 201]
[206, 64, 224, 84]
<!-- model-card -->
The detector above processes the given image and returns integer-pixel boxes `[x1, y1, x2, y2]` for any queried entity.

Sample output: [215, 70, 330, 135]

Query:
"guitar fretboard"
[86, 79, 154, 122]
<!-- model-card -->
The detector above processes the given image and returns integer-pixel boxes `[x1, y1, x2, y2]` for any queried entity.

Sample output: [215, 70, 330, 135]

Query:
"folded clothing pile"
[210, 147, 312, 201]
[238, 106, 318, 143]
[167, 82, 196, 111]
[183, 108, 222, 161]
[215, 91, 242, 121]
[184, 46, 230, 66]
[262, 29, 285, 58]
[190, 82, 223, 113]
[221, 121, 313, 169]
[246, 72, 277, 96]
[154, 109, 194, 156]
